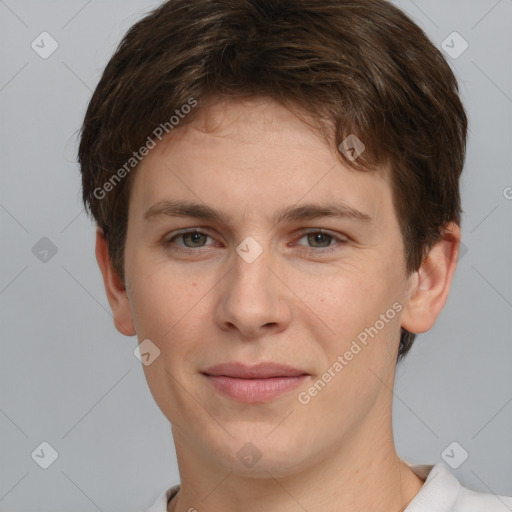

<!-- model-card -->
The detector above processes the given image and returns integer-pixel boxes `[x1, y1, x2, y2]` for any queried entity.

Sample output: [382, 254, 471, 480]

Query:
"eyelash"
[163, 228, 348, 254]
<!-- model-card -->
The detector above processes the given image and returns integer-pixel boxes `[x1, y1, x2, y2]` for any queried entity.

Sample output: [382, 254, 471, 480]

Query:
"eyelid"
[163, 227, 348, 251]
[292, 229, 348, 251]
[164, 227, 216, 246]
[296, 228, 347, 241]
[165, 227, 346, 239]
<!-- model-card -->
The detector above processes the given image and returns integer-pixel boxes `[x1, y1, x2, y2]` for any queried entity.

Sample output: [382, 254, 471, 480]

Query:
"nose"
[214, 244, 292, 339]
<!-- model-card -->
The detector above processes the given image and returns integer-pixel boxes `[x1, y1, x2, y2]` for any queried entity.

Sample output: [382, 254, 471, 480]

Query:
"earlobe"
[95, 227, 136, 336]
[400, 222, 461, 334]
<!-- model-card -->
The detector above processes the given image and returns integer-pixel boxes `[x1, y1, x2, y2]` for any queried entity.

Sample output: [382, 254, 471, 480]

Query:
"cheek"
[127, 259, 196, 342]
[303, 262, 402, 357]
[302, 265, 379, 329]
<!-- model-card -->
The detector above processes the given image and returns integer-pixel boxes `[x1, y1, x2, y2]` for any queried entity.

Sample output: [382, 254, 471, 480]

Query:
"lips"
[202, 361, 308, 379]
[201, 362, 310, 403]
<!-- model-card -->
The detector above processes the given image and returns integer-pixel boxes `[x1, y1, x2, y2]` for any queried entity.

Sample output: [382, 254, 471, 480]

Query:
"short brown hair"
[78, 0, 468, 360]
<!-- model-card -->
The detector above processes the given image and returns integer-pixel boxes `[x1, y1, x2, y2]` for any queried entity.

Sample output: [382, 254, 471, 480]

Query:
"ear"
[95, 227, 136, 336]
[401, 222, 461, 334]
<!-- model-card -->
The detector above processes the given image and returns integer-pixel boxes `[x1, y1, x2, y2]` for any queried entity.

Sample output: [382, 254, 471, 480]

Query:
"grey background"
[0, 0, 511, 510]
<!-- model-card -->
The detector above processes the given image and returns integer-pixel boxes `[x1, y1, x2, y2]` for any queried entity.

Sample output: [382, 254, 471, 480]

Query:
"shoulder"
[455, 484, 512, 511]
[405, 462, 512, 512]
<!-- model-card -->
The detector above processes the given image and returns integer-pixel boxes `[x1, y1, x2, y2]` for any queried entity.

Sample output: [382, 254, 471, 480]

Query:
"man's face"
[123, 96, 413, 477]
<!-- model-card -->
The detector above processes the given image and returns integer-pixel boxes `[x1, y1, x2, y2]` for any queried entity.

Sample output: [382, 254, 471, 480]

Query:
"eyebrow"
[142, 199, 372, 226]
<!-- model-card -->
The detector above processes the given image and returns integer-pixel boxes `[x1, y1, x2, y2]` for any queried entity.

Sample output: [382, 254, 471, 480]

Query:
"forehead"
[129, 96, 393, 227]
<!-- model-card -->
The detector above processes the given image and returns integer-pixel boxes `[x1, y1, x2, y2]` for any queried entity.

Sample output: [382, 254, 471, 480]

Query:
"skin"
[95, 95, 461, 512]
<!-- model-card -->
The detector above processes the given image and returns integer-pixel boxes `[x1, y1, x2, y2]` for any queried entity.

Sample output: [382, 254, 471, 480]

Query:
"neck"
[167, 408, 425, 512]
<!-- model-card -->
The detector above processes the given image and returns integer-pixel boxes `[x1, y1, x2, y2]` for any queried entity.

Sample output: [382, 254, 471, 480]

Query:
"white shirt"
[144, 462, 512, 512]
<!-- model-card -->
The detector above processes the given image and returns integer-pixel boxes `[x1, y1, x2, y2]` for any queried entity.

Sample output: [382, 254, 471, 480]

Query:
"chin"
[208, 428, 313, 479]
